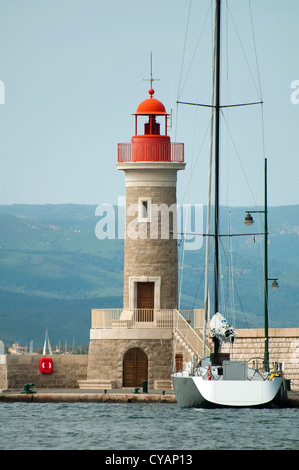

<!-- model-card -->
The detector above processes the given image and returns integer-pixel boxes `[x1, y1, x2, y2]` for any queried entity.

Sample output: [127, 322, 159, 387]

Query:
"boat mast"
[203, 0, 217, 357]
[213, 0, 221, 360]
[214, 0, 221, 314]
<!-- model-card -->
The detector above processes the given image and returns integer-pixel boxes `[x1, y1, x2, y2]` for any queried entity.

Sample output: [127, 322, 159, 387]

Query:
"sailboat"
[43, 329, 53, 355]
[171, 0, 285, 408]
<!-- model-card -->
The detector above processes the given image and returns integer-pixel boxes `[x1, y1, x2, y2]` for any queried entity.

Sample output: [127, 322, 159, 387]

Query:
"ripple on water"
[0, 402, 298, 450]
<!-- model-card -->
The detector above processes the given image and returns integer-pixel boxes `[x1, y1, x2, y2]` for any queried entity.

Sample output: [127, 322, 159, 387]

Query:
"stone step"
[78, 379, 117, 390]
[154, 379, 173, 390]
[173, 331, 195, 355]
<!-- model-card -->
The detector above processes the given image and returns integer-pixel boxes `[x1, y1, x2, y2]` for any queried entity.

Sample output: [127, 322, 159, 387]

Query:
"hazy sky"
[0, 0, 298, 208]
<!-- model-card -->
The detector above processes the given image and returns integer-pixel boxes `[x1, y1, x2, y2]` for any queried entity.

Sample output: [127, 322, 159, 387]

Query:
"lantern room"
[118, 88, 184, 164]
[132, 87, 170, 162]
[133, 88, 169, 137]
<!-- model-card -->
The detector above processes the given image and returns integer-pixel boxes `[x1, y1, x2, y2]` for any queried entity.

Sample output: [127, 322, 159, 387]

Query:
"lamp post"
[244, 158, 278, 372]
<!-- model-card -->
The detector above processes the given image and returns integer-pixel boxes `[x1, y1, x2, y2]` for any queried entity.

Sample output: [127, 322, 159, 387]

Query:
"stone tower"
[80, 85, 188, 391]
[117, 87, 185, 314]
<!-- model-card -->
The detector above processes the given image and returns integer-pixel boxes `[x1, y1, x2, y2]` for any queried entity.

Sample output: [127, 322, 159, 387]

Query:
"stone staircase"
[173, 310, 211, 361]
[173, 330, 195, 359]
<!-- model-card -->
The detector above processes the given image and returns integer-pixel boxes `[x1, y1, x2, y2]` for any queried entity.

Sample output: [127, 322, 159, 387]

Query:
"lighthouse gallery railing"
[118, 142, 184, 163]
[91, 308, 210, 358]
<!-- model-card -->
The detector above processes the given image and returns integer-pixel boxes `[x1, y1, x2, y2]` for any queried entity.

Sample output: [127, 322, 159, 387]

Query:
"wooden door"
[175, 354, 184, 372]
[123, 348, 148, 387]
[137, 282, 154, 321]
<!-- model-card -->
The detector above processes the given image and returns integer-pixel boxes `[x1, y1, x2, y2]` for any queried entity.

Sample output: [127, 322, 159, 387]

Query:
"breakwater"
[0, 389, 298, 407]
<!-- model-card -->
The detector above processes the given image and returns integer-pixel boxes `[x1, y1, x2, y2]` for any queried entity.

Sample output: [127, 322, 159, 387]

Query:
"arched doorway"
[123, 348, 148, 387]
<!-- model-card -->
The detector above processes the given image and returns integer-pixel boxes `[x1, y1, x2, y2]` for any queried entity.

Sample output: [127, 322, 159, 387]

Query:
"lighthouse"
[117, 86, 185, 314]
[79, 82, 204, 392]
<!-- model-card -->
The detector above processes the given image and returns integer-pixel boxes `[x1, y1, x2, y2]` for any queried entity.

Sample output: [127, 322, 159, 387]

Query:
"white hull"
[172, 373, 284, 408]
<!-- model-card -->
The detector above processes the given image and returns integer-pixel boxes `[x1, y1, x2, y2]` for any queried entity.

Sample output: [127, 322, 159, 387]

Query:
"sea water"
[0, 402, 298, 450]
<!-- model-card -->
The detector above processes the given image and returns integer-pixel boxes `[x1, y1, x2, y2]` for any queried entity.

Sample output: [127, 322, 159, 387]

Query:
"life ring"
[40, 357, 53, 374]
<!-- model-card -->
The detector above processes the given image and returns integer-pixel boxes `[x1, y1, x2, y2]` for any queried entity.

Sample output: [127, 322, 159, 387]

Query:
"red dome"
[133, 89, 169, 116]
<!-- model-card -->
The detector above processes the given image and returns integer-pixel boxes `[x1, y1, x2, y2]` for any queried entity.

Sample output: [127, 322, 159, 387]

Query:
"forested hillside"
[0, 204, 298, 348]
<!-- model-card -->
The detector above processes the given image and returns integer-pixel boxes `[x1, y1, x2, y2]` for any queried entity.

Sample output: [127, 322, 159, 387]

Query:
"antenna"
[168, 78, 173, 130]
[143, 52, 160, 89]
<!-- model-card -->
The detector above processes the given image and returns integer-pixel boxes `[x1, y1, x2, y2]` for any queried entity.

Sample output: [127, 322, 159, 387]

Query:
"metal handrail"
[91, 308, 174, 329]
[173, 310, 211, 358]
[117, 142, 184, 163]
[91, 308, 210, 358]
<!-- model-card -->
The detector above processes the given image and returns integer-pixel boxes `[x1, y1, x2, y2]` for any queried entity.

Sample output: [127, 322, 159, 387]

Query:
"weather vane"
[143, 52, 160, 90]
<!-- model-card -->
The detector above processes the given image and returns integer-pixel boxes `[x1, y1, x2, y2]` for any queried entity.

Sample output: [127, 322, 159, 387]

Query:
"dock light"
[244, 212, 254, 226]
[243, 159, 280, 373]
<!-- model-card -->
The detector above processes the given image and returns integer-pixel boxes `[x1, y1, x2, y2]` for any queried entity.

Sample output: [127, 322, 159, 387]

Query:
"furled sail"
[209, 312, 236, 343]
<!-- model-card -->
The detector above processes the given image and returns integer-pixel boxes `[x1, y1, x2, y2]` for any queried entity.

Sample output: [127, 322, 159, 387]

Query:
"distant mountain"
[0, 204, 298, 348]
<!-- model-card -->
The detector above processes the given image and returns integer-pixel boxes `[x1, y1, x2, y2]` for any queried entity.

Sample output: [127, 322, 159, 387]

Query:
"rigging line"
[222, 212, 236, 326]
[178, 6, 215, 208]
[237, 0, 264, 207]
[250, 61, 266, 284]
[178, 84, 199, 309]
[178, 1, 213, 101]
[177, 0, 192, 103]
[228, 212, 236, 326]
[225, 0, 231, 279]
[178, 96, 197, 309]
[221, 101, 267, 245]
[179, 18, 208, 309]
[220, 108, 259, 208]
[248, 0, 263, 100]
[174, 100, 179, 144]
[226, 1, 262, 101]
[175, 0, 192, 143]
[192, 239, 214, 309]
[249, 12, 266, 281]
[191, 261, 206, 309]
[253, 226, 265, 321]
[179, 117, 211, 206]
[221, 101, 263, 108]
[218, 235, 251, 330]
[178, 126, 197, 309]
[176, 1, 195, 304]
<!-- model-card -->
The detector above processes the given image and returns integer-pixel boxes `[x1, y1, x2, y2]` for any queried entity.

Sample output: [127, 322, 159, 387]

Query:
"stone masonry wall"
[124, 186, 178, 309]
[173, 328, 299, 390]
[1, 329, 298, 391]
[221, 329, 299, 390]
[87, 338, 173, 389]
[0, 354, 88, 390]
